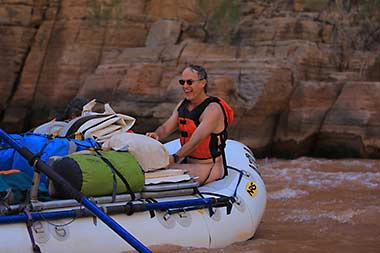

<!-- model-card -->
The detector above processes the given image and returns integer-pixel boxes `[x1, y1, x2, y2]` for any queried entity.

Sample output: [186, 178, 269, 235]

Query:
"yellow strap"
[75, 132, 84, 140]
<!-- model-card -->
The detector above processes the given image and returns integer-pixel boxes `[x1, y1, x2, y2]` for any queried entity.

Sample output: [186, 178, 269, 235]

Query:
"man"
[146, 65, 233, 185]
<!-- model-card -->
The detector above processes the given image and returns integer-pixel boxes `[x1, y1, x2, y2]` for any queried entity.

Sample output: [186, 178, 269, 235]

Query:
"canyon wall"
[1, 0, 379, 158]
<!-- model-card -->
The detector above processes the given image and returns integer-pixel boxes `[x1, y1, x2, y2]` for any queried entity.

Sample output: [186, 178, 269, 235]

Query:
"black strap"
[103, 158, 118, 202]
[145, 198, 157, 218]
[209, 131, 228, 178]
[200, 162, 215, 186]
[94, 150, 136, 201]
[219, 131, 228, 178]
[209, 134, 222, 158]
[124, 201, 135, 216]
[197, 192, 234, 214]
[36, 138, 53, 158]
[194, 188, 215, 217]
[28, 137, 55, 171]
[178, 97, 219, 126]
[65, 114, 114, 138]
[214, 100, 229, 177]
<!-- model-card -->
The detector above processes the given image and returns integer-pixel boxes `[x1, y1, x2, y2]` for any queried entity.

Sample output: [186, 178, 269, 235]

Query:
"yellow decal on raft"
[246, 181, 257, 198]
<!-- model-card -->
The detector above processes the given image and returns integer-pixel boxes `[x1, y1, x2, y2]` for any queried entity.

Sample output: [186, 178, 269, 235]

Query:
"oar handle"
[0, 129, 151, 253]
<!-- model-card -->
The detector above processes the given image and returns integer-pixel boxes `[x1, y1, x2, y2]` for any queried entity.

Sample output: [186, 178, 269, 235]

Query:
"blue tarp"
[0, 170, 50, 203]
[0, 132, 100, 185]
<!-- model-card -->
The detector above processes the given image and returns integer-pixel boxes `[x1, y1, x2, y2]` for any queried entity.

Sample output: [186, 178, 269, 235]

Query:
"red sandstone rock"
[1, 0, 380, 159]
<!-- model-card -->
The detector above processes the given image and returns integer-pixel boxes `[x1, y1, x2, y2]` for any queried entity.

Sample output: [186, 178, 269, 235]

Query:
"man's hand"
[168, 153, 183, 165]
[146, 132, 160, 140]
[169, 154, 175, 164]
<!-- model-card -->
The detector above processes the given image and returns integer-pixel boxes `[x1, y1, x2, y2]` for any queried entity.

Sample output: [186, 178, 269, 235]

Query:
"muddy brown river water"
[155, 157, 380, 253]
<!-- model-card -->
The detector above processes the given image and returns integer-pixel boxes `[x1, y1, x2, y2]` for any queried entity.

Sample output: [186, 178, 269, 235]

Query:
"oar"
[0, 129, 151, 253]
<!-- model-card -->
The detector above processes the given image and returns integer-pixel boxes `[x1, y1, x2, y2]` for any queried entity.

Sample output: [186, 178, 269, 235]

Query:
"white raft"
[0, 139, 266, 252]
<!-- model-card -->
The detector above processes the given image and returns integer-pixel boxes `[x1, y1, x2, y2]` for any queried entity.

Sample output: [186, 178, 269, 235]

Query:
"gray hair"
[188, 64, 208, 93]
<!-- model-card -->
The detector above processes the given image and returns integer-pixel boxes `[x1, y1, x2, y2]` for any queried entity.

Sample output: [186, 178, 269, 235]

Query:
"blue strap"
[24, 207, 42, 253]
[227, 166, 244, 197]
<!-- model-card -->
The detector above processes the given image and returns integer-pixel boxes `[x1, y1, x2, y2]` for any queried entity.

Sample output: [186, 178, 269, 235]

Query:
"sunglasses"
[178, 79, 203, 85]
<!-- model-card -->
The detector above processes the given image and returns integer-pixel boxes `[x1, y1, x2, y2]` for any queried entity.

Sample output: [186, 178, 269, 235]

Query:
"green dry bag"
[50, 151, 144, 198]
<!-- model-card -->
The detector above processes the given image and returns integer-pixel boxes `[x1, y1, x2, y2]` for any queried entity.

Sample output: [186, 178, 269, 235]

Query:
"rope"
[38, 212, 76, 227]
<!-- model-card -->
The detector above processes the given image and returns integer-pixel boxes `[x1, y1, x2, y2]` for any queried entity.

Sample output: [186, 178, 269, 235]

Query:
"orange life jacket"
[177, 96, 234, 160]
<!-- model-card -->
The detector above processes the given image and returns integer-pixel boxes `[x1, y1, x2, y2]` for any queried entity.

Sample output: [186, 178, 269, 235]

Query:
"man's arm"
[146, 102, 181, 141]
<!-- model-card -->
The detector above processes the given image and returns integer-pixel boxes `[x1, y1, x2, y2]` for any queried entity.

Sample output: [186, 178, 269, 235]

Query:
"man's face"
[180, 68, 205, 101]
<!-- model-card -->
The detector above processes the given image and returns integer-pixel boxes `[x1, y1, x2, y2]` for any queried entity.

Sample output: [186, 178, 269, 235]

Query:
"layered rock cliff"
[1, 0, 379, 158]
